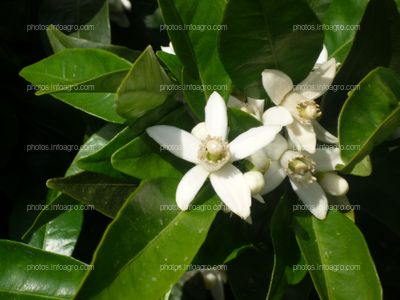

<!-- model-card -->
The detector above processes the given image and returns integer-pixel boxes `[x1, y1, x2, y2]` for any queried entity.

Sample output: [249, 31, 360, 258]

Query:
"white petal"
[313, 121, 338, 144]
[191, 122, 208, 141]
[294, 58, 336, 100]
[244, 171, 265, 195]
[286, 122, 317, 154]
[254, 195, 265, 203]
[247, 97, 265, 114]
[227, 95, 243, 109]
[290, 180, 328, 220]
[229, 125, 281, 161]
[160, 42, 175, 55]
[248, 150, 270, 173]
[310, 147, 343, 172]
[280, 92, 305, 121]
[319, 172, 349, 196]
[205, 92, 228, 139]
[279, 150, 303, 169]
[262, 161, 287, 194]
[262, 106, 294, 126]
[146, 125, 200, 163]
[176, 165, 209, 210]
[261, 69, 293, 105]
[316, 45, 328, 65]
[210, 164, 251, 219]
[121, 0, 132, 10]
[263, 134, 289, 161]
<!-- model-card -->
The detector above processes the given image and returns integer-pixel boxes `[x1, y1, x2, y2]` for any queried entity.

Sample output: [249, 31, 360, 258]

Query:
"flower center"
[198, 136, 230, 172]
[287, 156, 316, 183]
[297, 100, 321, 124]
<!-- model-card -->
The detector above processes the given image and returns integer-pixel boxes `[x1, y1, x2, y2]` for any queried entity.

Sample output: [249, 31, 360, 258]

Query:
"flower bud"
[319, 173, 349, 196]
[244, 171, 265, 195]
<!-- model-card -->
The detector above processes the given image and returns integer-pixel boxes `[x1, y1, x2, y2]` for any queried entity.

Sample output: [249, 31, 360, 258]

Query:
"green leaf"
[116, 46, 173, 120]
[307, 0, 332, 20]
[47, 25, 139, 62]
[69, 0, 110, 44]
[338, 67, 400, 172]
[111, 134, 185, 179]
[323, 0, 369, 62]
[227, 107, 262, 140]
[158, 0, 232, 118]
[111, 108, 194, 179]
[320, 0, 393, 134]
[294, 210, 382, 299]
[20, 49, 131, 95]
[219, 0, 323, 98]
[19, 49, 132, 123]
[77, 101, 179, 178]
[157, 50, 183, 82]
[38, 0, 106, 42]
[28, 190, 83, 257]
[0, 240, 87, 299]
[47, 172, 136, 218]
[267, 194, 307, 300]
[25, 124, 121, 245]
[74, 178, 219, 300]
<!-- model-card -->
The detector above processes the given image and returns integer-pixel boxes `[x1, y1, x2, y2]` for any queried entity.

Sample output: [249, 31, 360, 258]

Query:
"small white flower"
[161, 42, 175, 55]
[146, 92, 282, 219]
[251, 134, 347, 219]
[261, 56, 337, 153]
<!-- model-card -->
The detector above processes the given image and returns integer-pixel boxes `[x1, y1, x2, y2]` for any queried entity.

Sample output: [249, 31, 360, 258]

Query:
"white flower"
[261, 57, 337, 153]
[161, 42, 175, 55]
[146, 92, 282, 219]
[251, 134, 347, 219]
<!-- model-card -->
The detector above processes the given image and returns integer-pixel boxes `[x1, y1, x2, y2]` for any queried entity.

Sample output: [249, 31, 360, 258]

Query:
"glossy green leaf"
[52, 92, 126, 123]
[74, 178, 219, 300]
[47, 172, 136, 218]
[20, 49, 131, 95]
[111, 134, 185, 179]
[158, 0, 232, 118]
[28, 190, 83, 257]
[47, 25, 139, 62]
[111, 108, 194, 179]
[0, 240, 87, 299]
[294, 210, 382, 299]
[267, 194, 307, 300]
[338, 67, 400, 172]
[323, 0, 369, 62]
[19, 49, 132, 123]
[116, 46, 173, 120]
[77, 101, 179, 178]
[69, 0, 110, 44]
[219, 0, 323, 98]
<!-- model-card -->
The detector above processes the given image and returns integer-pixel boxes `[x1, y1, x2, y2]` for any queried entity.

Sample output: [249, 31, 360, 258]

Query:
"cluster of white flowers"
[148, 46, 349, 220]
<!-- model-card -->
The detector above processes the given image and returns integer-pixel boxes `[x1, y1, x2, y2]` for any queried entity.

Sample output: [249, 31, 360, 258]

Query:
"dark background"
[0, 0, 398, 299]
